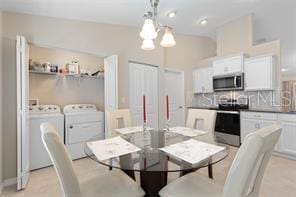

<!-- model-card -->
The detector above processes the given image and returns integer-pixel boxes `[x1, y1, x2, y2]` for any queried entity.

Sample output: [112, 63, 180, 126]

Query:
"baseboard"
[3, 177, 17, 187]
[273, 151, 296, 161]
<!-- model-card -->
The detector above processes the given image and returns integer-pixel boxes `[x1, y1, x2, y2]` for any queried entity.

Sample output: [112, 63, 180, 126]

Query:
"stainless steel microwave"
[213, 73, 244, 92]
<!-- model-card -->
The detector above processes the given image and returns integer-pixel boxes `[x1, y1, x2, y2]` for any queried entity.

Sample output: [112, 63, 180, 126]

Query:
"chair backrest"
[186, 109, 216, 136]
[105, 109, 132, 138]
[41, 123, 81, 197]
[222, 124, 282, 197]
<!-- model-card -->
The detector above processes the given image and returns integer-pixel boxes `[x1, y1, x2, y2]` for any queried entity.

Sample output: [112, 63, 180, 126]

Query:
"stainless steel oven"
[214, 99, 248, 146]
[213, 73, 244, 92]
[215, 110, 241, 146]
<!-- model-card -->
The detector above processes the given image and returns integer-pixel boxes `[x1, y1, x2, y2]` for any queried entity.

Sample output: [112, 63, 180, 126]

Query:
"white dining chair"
[186, 109, 217, 142]
[41, 122, 145, 197]
[105, 109, 132, 138]
[159, 124, 282, 197]
[185, 109, 217, 178]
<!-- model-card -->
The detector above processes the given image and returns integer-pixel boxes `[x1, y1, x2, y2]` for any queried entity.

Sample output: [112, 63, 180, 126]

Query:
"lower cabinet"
[241, 118, 277, 143]
[277, 114, 296, 157]
[240, 112, 296, 157]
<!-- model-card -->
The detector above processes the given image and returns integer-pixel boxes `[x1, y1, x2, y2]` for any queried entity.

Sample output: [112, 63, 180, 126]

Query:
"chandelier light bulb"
[140, 18, 158, 40]
[160, 27, 176, 47]
[141, 39, 155, 50]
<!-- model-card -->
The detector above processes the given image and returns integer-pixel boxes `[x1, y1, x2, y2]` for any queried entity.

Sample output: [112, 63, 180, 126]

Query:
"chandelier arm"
[150, 0, 159, 22]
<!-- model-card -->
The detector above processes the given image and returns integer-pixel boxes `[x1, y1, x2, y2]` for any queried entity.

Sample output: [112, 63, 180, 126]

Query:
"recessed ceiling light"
[167, 11, 176, 18]
[199, 18, 208, 26]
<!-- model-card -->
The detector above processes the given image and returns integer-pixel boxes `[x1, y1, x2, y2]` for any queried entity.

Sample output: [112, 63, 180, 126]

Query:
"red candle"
[143, 95, 147, 124]
[166, 95, 169, 121]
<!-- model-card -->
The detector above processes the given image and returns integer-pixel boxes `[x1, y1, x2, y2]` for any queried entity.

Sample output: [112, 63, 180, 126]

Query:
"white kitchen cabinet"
[277, 114, 296, 157]
[241, 111, 296, 158]
[244, 55, 276, 91]
[240, 112, 278, 142]
[213, 55, 244, 76]
[193, 67, 213, 94]
[241, 118, 277, 142]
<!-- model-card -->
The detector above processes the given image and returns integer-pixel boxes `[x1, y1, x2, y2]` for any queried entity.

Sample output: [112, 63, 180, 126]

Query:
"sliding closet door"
[129, 62, 159, 129]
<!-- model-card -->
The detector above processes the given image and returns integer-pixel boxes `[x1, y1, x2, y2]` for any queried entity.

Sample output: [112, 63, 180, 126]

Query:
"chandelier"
[140, 0, 176, 50]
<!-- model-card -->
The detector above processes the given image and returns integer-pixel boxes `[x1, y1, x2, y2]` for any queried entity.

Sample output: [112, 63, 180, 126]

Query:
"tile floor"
[2, 147, 296, 197]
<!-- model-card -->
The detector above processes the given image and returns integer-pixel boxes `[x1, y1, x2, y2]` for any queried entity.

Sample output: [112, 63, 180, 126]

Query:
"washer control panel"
[63, 104, 97, 113]
[29, 105, 61, 114]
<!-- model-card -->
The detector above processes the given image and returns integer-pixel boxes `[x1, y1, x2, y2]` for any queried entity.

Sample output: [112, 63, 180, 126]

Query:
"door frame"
[16, 35, 30, 190]
[164, 68, 186, 126]
[128, 61, 159, 129]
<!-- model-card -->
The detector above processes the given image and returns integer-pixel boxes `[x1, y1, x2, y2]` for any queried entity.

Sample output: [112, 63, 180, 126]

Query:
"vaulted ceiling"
[1, 0, 295, 74]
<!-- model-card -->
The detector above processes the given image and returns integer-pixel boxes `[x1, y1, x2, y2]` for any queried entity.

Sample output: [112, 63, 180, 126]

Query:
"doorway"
[164, 68, 186, 126]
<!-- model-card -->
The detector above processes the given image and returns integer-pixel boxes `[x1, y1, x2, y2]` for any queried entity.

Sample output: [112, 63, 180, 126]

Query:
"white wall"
[2, 11, 216, 180]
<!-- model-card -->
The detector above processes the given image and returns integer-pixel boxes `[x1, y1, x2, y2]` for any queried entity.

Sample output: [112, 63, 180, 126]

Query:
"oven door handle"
[216, 110, 240, 114]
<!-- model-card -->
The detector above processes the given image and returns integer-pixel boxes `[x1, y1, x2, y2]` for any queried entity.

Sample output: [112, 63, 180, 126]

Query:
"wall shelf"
[29, 70, 104, 79]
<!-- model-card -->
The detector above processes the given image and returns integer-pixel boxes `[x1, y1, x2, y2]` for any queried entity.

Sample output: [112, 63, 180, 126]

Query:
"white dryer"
[63, 104, 104, 160]
[29, 105, 64, 170]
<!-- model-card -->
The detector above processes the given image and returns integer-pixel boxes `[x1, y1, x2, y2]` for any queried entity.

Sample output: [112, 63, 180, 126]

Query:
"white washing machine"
[29, 105, 64, 170]
[63, 104, 104, 160]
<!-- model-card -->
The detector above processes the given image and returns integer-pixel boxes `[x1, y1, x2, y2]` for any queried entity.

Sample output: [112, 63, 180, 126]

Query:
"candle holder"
[142, 122, 150, 150]
[165, 119, 170, 132]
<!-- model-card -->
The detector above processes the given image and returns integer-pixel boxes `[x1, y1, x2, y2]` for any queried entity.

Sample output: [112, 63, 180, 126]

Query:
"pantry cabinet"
[244, 55, 276, 91]
[213, 55, 244, 76]
[193, 67, 213, 94]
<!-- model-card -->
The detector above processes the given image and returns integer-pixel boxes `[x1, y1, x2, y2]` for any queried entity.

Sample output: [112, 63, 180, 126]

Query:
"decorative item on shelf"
[59, 68, 68, 75]
[29, 99, 39, 106]
[66, 61, 79, 75]
[29, 59, 34, 70]
[31, 61, 44, 72]
[50, 64, 59, 73]
[140, 0, 176, 50]
[91, 69, 104, 77]
[42, 62, 52, 72]
[80, 69, 89, 76]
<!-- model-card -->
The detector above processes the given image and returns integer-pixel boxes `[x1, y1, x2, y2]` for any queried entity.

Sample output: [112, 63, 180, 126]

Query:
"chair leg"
[208, 164, 213, 179]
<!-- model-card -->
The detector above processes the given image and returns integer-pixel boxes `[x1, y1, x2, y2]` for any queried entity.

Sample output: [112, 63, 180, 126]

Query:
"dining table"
[84, 129, 230, 197]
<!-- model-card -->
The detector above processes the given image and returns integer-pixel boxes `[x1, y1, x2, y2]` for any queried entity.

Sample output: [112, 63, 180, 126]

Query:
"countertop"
[240, 109, 296, 114]
[187, 106, 296, 114]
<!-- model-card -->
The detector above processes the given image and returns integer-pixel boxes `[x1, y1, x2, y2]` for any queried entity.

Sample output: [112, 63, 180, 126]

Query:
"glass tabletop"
[84, 130, 229, 173]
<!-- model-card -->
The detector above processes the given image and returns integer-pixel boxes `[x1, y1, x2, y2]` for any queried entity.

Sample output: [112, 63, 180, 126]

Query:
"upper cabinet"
[244, 55, 276, 91]
[193, 67, 213, 94]
[213, 55, 244, 76]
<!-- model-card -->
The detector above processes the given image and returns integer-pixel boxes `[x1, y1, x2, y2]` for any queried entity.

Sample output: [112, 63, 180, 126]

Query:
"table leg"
[140, 171, 167, 197]
[208, 164, 213, 179]
[119, 154, 136, 180]
[179, 161, 194, 177]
